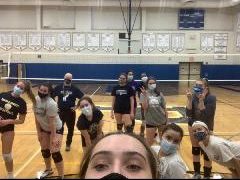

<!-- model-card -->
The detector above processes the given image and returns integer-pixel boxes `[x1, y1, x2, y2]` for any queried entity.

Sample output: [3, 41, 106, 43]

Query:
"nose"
[111, 159, 122, 174]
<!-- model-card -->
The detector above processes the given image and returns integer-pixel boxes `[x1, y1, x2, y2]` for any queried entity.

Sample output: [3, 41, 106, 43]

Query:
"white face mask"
[81, 105, 92, 116]
[148, 83, 156, 90]
[141, 76, 148, 83]
[127, 75, 133, 82]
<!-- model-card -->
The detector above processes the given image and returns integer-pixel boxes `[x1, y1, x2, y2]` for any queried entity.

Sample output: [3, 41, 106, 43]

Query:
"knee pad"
[117, 124, 123, 131]
[192, 147, 201, 155]
[125, 126, 133, 133]
[3, 153, 13, 163]
[41, 149, 51, 159]
[52, 152, 63, 163]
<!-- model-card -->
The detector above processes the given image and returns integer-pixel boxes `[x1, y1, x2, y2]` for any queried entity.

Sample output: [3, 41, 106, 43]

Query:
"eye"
[166, 135, 172, 141]
[173, 140, 179, 144]
[126, 164, 142, 172]
[94, 164, 109, 172]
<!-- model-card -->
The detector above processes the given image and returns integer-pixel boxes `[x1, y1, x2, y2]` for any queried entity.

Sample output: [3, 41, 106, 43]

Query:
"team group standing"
[0, 71, 240, 179]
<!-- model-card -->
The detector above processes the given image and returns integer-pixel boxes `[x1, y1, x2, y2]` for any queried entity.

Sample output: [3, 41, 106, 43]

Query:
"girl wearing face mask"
[126, 70, 138, 132]
[136, 73, 148, 137]
[111, 73, 135, 133]
[79, 132, 158, 179]
[140, 77, 168, 146]
[154, 123, 188, 179]
[0, 81, 33, 178]
[192, 121, 240, 178]
[186, 78, 216, 179]
[76, 96, 104, 154]
[33, 84, 64, 179]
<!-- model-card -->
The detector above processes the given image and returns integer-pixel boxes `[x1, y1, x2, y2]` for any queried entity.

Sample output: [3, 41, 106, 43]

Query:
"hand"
[130, 112, 135, 120]
[51, 137, 60, 148]
[186, 89, 192, 100]
[71, 106, 77, 111]
[0, 119, 11, 126]
[111, 110, 114, 119]
[140, 87, 147, 97]
[199, 88, 208, 101]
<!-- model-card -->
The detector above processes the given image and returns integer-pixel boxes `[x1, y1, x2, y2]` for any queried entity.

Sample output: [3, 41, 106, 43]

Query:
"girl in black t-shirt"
[76, 96, 104, 154]
[0, 81, 33, 178]
[111, 73, 134, 133]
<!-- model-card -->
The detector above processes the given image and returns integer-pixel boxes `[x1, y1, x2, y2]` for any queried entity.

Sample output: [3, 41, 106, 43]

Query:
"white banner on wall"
[87, 33, 100, 51]
[236, 33, 240, 51]
[237, 13, 240, 31]
[156, 34, 170, 53]
[57, 32, 71, 52]
[171, 34, 185, 53]
[29, 32, 42, 51]
[72, 33, 85, 52]
[101, 33, 114, 52]
[43, 32, 56, 51]
[142, 33, 155, 53]
[0, 32, 12, 51]
[13, 32, 27, 51]
[200, 34, 214, 52]
[214, 33, 227, 60]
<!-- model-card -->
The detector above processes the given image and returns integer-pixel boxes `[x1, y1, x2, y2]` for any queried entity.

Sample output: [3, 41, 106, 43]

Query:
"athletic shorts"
[0, 124, 14, 133]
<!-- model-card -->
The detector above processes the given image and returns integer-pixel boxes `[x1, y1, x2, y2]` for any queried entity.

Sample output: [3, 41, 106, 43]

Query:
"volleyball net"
[1, 51, 240, 87]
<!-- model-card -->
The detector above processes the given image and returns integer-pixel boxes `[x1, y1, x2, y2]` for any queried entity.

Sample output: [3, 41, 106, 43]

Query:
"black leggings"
[59, 109, 76, 146]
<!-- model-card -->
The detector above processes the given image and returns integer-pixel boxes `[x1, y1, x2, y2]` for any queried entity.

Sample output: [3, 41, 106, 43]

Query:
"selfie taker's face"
[85, 135, 153, 179]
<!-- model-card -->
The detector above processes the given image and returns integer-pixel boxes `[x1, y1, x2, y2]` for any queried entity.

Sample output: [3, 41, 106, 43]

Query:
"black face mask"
[194, 131, 207, 141]
[64, 79, 72, 85]
[100, 173, 128, 179]
[38, 91, 48, 99]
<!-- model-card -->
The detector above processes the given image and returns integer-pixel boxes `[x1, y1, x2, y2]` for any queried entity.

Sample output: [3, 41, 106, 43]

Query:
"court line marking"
[14, 147, 41, 178]
[90, 86, 101, 97]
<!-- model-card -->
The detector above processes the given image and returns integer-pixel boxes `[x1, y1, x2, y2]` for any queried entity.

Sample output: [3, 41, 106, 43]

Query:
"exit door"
[179, 62, 202, 88]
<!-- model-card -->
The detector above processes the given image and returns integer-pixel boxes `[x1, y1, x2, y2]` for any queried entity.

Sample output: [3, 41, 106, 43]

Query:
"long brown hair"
[79, 132, 158, 179]
[77, 96, 96, 109]
[22, 81, 36, 106]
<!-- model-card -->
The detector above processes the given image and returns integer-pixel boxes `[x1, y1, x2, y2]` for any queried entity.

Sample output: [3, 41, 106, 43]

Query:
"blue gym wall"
[23, 63, 179, 80]
[9, 63, 240, 83]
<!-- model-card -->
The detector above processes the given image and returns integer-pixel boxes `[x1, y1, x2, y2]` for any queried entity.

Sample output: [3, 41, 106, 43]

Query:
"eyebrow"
[90, 151, 147, 163]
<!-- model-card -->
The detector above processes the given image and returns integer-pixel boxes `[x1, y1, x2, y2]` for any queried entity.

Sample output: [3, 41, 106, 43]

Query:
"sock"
[7, 172, 14, 179]
[204, 166, 212, 178]
[193, 162, 201, 174]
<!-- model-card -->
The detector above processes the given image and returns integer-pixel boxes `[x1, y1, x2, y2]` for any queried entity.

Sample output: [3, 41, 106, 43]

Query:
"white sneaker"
[37, 169, 53, 179]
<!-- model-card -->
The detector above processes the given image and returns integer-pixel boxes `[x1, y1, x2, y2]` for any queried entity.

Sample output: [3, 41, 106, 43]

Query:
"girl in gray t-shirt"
[33, 84, 64, 179]
[140, 77, 168, 146]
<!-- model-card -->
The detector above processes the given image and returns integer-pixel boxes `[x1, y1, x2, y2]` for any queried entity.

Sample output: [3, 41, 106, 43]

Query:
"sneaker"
[39, 169, 53, 179]
[65, 145, 71, 151]
[193, 173, 201, 179]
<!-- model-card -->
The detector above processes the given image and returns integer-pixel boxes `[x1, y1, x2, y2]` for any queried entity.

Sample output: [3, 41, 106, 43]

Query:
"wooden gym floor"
[0, 82, 240, 178]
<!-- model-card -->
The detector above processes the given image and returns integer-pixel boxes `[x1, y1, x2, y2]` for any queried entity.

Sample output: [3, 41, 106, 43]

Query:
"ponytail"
[23, 81, 36, 106]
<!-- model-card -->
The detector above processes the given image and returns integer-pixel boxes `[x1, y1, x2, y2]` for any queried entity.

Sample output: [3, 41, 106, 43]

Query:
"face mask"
[100, 173, 128, 179]
[127, 75, 133, 82]
[64, 79, 72, 86]
[13, 86, 24, 96]
[194, 131, 207, 141]
[81, 105, 92, 116]
[148, 84, 156, 90]
[141, 76, 148, 83]
[193, 85, 203, 95]
[160, 138, 178, 155]
[38, 91, 48, 99]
